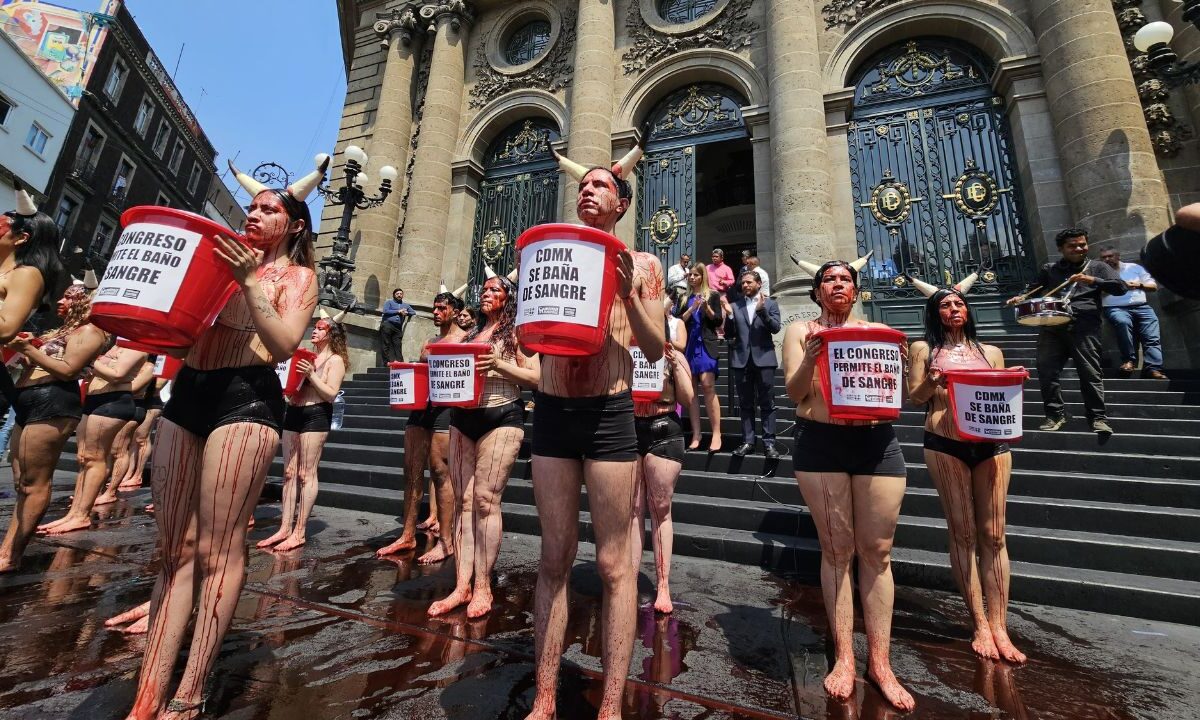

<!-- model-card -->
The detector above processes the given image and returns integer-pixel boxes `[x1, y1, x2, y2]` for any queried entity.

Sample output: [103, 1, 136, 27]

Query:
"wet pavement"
[2, 469, 1199, 719]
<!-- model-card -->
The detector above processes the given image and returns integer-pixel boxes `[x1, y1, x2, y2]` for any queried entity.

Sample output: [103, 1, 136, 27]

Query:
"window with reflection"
[505, 20, 551, 65]
[657, 0, 718, 24]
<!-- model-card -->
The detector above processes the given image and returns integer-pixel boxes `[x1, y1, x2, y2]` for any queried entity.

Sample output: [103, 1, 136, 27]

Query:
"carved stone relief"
[1111, 0, 1192, 157]
[821, 0, 903, 30]
[621, 0, 759, 76]
[468, 7, 577, 109]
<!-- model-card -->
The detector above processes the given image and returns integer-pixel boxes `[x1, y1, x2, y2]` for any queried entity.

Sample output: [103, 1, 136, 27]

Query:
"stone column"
[355, 8, 420, 310]
[560, 0, 616, 221]
[1028, 0, 1172, 254]
[765, 0, 838, 304]
[395, 5, 472, 305]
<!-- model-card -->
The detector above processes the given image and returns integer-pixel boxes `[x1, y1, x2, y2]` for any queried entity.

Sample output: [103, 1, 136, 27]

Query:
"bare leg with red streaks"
[40, 412, 126, 535]
[642, 454, 680, 614]
[121, 410, 159, 489]
[378, 425, 430, 557]
[258, 430, 300, 548]
[429, 428, 475, 616]
[97, 420, 138, 506]
[417, 431, 454, 563]
[973, 452, 1025, 664]
[465, 425, 523, 618]
[274, 430, 327, 551]
[0, 421, 78, 570]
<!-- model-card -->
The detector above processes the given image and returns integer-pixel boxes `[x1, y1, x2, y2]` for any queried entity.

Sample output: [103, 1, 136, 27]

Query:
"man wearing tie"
[725, 271, 782, 458]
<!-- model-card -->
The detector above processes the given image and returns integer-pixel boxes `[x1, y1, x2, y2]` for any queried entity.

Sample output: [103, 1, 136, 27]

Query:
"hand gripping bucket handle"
[815, 326, 908, 422]
[943, 367, 1029, 443]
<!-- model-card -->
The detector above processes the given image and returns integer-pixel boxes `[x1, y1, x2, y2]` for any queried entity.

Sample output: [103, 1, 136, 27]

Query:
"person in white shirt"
[746, 255, 770, 297]
[1099, 247, 1166, 379]
[666, 253, 690, 295]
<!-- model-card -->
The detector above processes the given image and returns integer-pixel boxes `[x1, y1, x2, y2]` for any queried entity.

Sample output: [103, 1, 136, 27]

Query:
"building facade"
[330, 0, 1200, 369]
[0, 29, 75, 200]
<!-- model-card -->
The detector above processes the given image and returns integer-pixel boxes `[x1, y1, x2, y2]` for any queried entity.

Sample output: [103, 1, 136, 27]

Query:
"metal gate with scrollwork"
[848, 39, 1037, 329]
[466, 119, 561, 302]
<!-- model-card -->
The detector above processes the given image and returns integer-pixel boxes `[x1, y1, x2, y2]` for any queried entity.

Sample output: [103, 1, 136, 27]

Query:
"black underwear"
[14, 379, 82, 426]
[138, 389, 163, 411]
[134, 405, 147, 425]
[83, 390, 137, 421]
[283, 402, 333, 434]
[162, 365, 285, 438]
[406, 404, 451, 433]
[450, 400, 524, 443]
[635, 412, 685, 464]
[531, 391, 638, 462]
[923, 432, 1010, 470]
[791, 419, 907, 478]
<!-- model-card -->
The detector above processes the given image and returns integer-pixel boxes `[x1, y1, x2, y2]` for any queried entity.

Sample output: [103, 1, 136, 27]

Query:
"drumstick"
[1042, 278, 1074, 298]
[1012, 286, 1042, 303]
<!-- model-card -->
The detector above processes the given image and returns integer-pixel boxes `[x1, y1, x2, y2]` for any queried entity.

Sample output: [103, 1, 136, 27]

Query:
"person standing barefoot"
[95, 358, 155, 506]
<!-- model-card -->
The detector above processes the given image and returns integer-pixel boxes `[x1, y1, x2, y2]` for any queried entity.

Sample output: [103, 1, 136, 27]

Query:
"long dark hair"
[468, 276, 518, 358]
[322, 320, 350, 367]
[922, 288, 985, 358]
[266, 190, 315, 269]
[4, 210, 67, 307]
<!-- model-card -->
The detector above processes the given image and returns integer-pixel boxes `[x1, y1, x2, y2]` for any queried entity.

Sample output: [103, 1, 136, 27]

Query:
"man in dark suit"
[725, 270, 782, 458]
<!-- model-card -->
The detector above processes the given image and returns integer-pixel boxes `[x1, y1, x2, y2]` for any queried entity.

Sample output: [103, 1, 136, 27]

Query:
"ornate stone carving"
[621, 0, 758, 76]
[821, 0, 902, 29]
[398, 41, 436, 240]
[1111, 0, 1191, 157]
[468, 7, 576, 109]
[374, 4, 419, 48]
[421, 0, 475, 33]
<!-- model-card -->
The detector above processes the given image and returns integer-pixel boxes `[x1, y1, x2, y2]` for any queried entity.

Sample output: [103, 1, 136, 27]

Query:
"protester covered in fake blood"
[106, 358, 162, 496]
[428, 268, 539, 619]
[123, 158, 321, 720]
[257, 309, 348, 552]
[0, 284, 108, 572]
[523, 148, 665, 720]
[377, 288, 466, 562]
[906, 276, 1025, 665]
[780, 257, 914, 712]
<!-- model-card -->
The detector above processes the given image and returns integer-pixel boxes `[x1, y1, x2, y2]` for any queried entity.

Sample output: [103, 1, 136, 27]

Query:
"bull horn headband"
[911, 272, 979, 298]
[482, 265, 520, 283]
[14, 187, 38, 216]
[554, 145, 644, 182]
[791, 251, 874, 277]
[229, 155, 331, 202]
[317, 306, 348, 324]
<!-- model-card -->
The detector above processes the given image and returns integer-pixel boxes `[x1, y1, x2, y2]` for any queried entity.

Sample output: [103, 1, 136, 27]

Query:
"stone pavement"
[1, 468, 1198, 719]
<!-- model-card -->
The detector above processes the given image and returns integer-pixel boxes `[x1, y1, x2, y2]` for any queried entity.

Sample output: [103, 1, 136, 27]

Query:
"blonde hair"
[678, 262, 713, 312]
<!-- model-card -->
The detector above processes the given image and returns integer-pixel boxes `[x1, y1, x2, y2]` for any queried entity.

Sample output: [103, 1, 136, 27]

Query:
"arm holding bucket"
[0, 267, 44, 343]
[783, 323, 819, 404]
[621, 251, 666, 363]
[14, 326, 107, 381]
[483, 348, 540, 390]
[90, 348, 147, 382]
[906, 341, 942, 405]
[300, 355, 346, 402]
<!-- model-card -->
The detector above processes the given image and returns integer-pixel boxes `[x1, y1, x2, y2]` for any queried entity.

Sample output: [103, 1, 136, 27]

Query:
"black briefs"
[923, 432, 1010, 470]
[138, 390, 163, 411]
[635, 412, 686, 464]
[162, 365, 285, 438]
[531, 391, 638, 462]
[406, 404, 451, 433]
[284, 402, 333, 434]
[791, 419, 907, 478]
[83, 390, 137, 421]
[14, 380, 82, 426]
[450, 400, 524, 443]
[134, 405, 147, 425]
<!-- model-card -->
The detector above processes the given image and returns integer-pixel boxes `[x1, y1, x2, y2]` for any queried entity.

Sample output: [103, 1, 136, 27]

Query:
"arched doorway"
[466, 118, 561, 301]
[637, 83, 754, 274]
[847, 38, 1036, 329]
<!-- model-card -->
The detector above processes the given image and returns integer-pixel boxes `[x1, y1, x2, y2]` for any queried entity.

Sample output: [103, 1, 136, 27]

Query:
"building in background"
[204, 170, 246, 231]
[0, 27, 75, 201]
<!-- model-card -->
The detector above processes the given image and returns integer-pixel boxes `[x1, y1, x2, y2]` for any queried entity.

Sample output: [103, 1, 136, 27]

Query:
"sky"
[53, 0, 346, 215]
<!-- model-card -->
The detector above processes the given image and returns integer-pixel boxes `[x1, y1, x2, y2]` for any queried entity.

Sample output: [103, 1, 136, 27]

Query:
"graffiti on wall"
[0, 0, 120, 105]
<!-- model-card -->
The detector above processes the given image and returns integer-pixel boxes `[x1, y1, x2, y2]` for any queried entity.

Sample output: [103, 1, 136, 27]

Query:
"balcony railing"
[67, 156, 100, 188]
[106, 187, 130, 211]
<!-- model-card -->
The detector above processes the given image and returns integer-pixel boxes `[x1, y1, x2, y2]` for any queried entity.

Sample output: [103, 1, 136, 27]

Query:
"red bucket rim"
[388, 361, 427, 369]
[814, 326, 908, 343]
[515, 222, 628, 254]
[120, 205, 240, 239]
[943, 368, 1028, 383]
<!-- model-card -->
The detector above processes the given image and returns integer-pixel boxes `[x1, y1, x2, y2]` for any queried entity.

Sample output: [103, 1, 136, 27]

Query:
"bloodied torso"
[925, 342, 1001, 438]
[793, 319, 896, 427]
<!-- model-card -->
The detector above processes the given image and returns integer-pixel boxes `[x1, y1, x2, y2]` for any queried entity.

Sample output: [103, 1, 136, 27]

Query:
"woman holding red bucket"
[123, 158, 323, 720]
[257, 308, 348, 552]
[37, 343, 147, 534]
[906, 275, 1026, 664]
[780, 256, 915, 711]
[428, 266, 540, 618]
[0, 284, 108, 572]
[676, 263, 727, 452]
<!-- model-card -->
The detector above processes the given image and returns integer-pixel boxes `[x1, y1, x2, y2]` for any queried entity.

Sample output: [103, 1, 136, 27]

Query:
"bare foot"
[36, 516, 69, 533]
[466, 587, 493, 619]
[991, 628, 1027, 664]
[122, 615, 150, 634]
[106, 602, 151, 628]
[0, 554, 18, 573]
[273, 534, 306, 552]
[523, 696, 556, 720]
[376, 535, 418, 557]
[824, 658, 857, 700]
[161, 697, 205, 720]
[709, 435, 723, 453]
[868, 665, 916, 712]
[425, 521, 440, 537]
[428, 587, 472, 617]
[118, 478, 143, 490]
[144, 504, 154, 513]
[417, 541, 451, 565]
[972, 626, 1000, 660]
[256, 529, 291, 549]
[687, 437, 701, 451]
[653, 586, 674, 614]
[416, 517, 436, 530]
[94, 491, 119, 507]
[42, 516, 93, 535]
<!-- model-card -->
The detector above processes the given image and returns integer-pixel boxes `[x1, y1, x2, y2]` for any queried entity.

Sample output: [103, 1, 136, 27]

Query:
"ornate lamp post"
[1134, 3, 1200, 86]
[315, 145, 398, 310]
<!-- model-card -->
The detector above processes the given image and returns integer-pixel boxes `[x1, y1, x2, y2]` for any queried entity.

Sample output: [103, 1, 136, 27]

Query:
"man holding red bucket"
[520, 147, 665, 720]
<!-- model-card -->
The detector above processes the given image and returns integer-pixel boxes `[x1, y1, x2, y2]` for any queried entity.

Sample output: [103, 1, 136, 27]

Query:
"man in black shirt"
[1142, 204, 1200, 299]
[1009, 228, 1127, 436]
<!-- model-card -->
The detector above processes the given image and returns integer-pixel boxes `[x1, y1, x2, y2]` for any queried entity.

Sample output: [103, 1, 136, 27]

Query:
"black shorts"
[162, 365, 285, 438]
[83, 390, 137, 421]
[284, 402, 333, 434]
[923, 432, 1010, 470]
[134, 406, 147, 425]
[635, 412, 685, 464]
[450, 400, 524, 443]
[14, 380, 82, 426]
[792, 419, 907, 478]
[139, 392, 163, 411]
[531, 391, 637, 462]
[406, 405, 451, 433]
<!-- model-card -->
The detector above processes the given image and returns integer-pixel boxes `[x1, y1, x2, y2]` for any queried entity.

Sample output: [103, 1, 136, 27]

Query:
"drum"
[1015, 297, 1071, 327]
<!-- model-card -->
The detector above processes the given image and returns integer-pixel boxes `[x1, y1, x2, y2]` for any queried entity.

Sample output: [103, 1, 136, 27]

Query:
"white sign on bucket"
[153, 355, 167, 376]
[826, 340, 904, 410]
[390, 365, 417, 406]
[428, 353, 477, 404]
[951, 381, 1024, 441]
[275, 358, 292, 388]
[95, 222, 202, 313]
[630, 345, 665, 396]
[517, 238, 606, 329]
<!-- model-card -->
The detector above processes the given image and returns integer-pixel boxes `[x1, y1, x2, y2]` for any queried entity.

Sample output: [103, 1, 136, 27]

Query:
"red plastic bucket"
[944, 368, 1029, 442]
[279, 349, 316, 398]
[515, 223, 626, 356]
[629, 342, 666, 403]
[389, 362, 429, 411]
[153, 354, 183, 380]
[815, 326, 907, 421]
[90, 206, 242, 349]
[426, 342, 490, 408]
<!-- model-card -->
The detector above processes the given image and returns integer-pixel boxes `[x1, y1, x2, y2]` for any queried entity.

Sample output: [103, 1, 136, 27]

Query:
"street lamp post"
[315, 145, 398, 310]
[1134, 3, 1200, 86]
